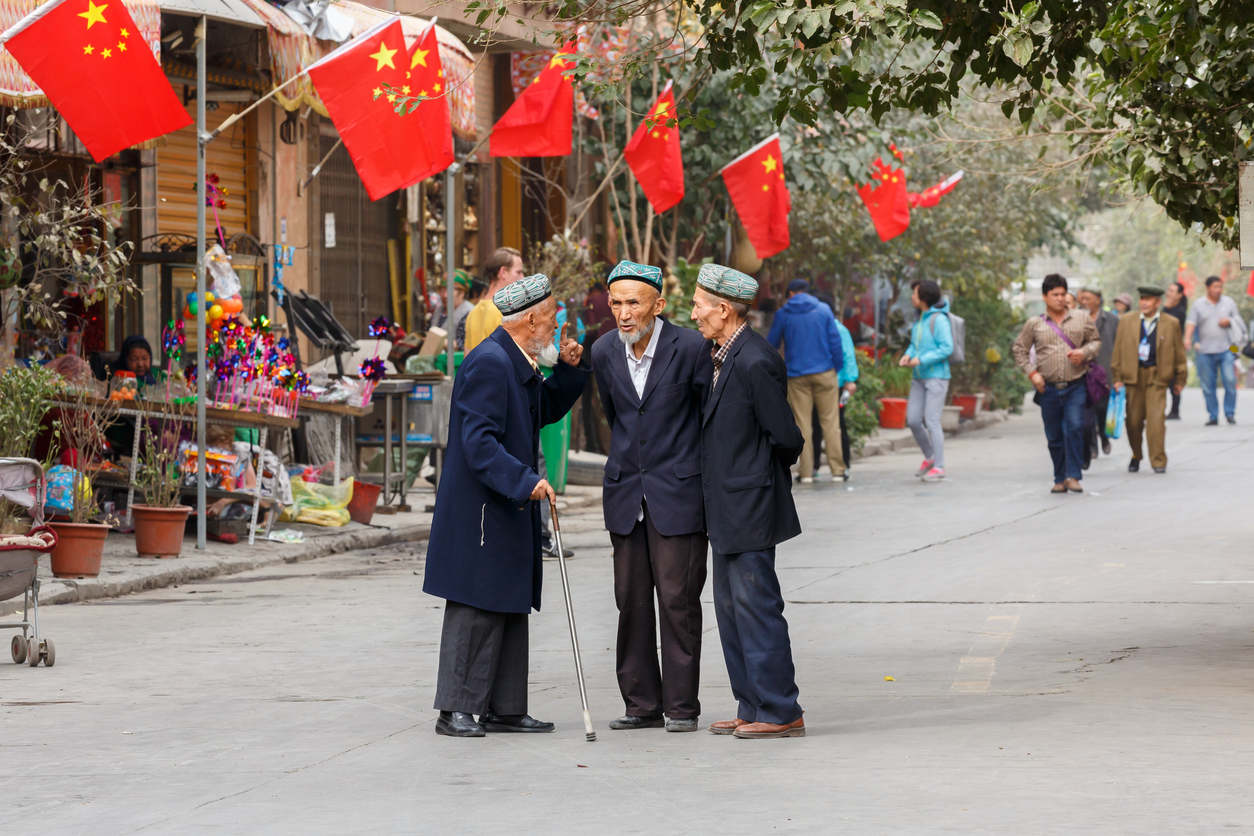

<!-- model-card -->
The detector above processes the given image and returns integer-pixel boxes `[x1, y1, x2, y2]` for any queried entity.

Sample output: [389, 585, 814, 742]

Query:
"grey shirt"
[1186, 295, 1241, 354]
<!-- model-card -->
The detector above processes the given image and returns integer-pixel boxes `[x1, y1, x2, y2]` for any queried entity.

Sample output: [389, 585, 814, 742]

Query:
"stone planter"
[941, 405, 962, 432]
[131, 505, 192, 558]
[47, 522, 108, 578]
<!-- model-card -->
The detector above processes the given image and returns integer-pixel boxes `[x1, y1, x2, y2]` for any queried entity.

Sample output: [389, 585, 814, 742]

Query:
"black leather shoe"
[1166, 411, 1181, 421]
[436, 711, 486, 737]
[1101, 437, 1111, 455]
[479, 712, 555, 733]
[665, 717, 699, 733]
[1206, 418, 1219, 426]
[1128, 458, 1140, 473]
[1228, 415, 1237, 424]
[608, 714, 665, 730]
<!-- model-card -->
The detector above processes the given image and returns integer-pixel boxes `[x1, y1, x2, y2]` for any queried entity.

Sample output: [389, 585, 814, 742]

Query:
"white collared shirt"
[513, 337, 539, 372]
[624, 317, 665, 400]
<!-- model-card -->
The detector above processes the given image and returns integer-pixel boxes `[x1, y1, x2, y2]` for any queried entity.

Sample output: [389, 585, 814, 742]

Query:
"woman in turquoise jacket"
[900, 280, 953, 480]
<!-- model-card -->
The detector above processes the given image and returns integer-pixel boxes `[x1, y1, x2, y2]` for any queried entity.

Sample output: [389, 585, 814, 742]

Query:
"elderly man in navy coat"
[591, 260, 713, 733]
[691, 264, 807, 739]
[423, 274, 590, 738]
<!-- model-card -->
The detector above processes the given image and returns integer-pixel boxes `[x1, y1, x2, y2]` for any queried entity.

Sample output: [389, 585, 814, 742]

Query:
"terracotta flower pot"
[878, 397, 908, 429]
[47, 522, 108, 578]
[131, 505, 192, 559]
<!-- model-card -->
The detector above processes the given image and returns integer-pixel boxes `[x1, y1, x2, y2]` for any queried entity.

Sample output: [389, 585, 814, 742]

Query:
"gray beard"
[535, 341, 560, 367]
[616, 316, 655, 346]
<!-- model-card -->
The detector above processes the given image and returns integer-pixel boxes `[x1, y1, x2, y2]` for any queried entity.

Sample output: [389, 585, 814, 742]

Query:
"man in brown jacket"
[1110, 286, 1187, 473]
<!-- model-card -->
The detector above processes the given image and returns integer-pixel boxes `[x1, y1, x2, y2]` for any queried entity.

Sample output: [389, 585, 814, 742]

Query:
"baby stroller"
[0, 458, 57, 666]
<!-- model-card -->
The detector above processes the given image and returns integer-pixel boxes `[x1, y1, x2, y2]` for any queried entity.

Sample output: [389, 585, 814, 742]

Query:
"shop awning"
[158, 0, 263, 27]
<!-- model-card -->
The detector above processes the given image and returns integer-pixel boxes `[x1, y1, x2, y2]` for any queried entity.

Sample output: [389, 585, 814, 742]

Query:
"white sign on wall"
[324, 212, 336, 249]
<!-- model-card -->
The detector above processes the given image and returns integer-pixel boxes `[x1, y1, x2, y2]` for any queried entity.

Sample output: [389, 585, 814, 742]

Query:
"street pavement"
[3, 390, 1253, 834]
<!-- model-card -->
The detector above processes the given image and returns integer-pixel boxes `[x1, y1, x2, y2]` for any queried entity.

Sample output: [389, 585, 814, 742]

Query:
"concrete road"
[3, 390, 1253, 834]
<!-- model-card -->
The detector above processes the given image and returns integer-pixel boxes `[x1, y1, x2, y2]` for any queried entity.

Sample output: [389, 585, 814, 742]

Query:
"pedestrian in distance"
[464, 246, 526, 353]
[423, 274, 590, 738]
[1185, 276, 1245, 425]
[767, 279, 847, 483]
[1162, 281, 1189, 420]
[1079, 287, 1120, 460]
[691, 263, 807, 739]
[901, 279, 953, 482]
[1110, 286, 1186, 473]
[1113, 293, 1133, 315]
[591, 260, 714, 734]
[1012, 274, 1101, 493]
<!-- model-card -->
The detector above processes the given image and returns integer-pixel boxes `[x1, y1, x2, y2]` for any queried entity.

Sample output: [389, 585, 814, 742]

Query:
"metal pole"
[548, 498, 595, 742]
[445, 165, 456, 384]
[195, 16, 208, 550]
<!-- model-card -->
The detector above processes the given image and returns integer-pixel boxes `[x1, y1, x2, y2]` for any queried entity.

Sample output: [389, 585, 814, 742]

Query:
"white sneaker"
[800, 476, 814, 484]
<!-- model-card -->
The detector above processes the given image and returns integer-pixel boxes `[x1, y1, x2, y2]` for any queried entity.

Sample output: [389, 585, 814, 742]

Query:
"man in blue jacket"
[424, 274, 590, 738]
[592, 260, 713, 733]
[767, 279, 846, 482]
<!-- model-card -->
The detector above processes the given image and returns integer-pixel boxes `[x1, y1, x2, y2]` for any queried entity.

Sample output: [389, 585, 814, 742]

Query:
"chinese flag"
[624, 81, 684, 213]
[720, 133, 791, 260]
[908, 170, 964, 209]
[1, 0, 191, 162]
[309, 20, 449, 201]
[404, 23, 454, 182]
[857, 158, 910, 241]
[490, 42, 575, 158]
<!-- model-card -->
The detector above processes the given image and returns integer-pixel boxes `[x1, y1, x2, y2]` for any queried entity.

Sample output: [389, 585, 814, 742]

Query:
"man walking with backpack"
[901, 280, 959, 482]
[1012, 274, 1101, 493]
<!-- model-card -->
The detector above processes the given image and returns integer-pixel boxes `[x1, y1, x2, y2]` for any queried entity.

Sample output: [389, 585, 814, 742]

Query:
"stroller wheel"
[11, 634, 27, 664]
[28, 639, 41, 667]
[42, 639, 54, 667]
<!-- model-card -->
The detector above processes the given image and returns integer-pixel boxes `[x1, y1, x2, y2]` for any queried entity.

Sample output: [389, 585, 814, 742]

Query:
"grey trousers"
[907, 378, 949, 468]
[433, 600, 529, 716]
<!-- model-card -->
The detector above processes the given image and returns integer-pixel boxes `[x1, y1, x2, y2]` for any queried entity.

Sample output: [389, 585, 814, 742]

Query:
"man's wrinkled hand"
[530, 479, 555, 503]
[1066, 348, 1086, 365]
[1114, 381, 1124, 393]
[558, 323, 583, 366]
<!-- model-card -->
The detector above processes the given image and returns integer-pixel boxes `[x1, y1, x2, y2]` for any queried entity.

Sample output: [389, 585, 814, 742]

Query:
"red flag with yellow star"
[856, 158, 910, 241]
[720, 133, 791, 259]
[490, 41, 575, 158]
[308, 19, 448, 201]
[624, 80, 684, 214]
[404, 22, 454, 181]
[0, 0, 190, 162]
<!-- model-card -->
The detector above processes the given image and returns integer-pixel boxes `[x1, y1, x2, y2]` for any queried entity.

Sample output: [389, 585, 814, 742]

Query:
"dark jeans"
[1039, 379, 1087, 483]
[712, 547, 802, 725]
[812, 403, 852, 472]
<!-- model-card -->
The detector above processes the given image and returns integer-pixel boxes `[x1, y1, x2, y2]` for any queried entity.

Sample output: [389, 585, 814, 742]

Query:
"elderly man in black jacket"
[592, 260, 713, 733]
[691, 264, 807, 740]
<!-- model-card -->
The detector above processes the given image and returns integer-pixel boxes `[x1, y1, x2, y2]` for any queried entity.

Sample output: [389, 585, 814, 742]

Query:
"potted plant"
[46, 385, 119, 578]
[0, 365, 64, 534]
[131, 414, 191, 558]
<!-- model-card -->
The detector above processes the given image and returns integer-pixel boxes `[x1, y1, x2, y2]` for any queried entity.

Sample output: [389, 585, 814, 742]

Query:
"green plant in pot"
[130, 414, 191, 558]
[0, 365, 65, 534]
[46, 386, 119, 578]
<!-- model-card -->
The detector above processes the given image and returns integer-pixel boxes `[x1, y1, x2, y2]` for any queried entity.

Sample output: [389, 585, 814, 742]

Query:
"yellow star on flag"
[762, 184, 769, 192]
[432, 82, 441, 92]
[84, 44, 94, 54]
[401, 86, 410, 94]
[437, 69, 443, 78]
[120, 27, 129, 37]
[651, 130, 660, 138]
[78, 0, 107, 28]
[387, 93, 397, 102]
[117, 41, 126, 52]
[419, 89, 429, 97]
[101, 47, 112, 58]
[411, 48, 429, 69]
[372, 86, 382, 98]
[762, 154, 778, 174]
[548, 54, 566, 69]
[369, 42, 398, 71]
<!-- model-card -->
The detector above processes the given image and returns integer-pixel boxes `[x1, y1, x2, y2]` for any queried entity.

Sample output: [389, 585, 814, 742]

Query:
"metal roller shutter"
[156, 100, 250, 241]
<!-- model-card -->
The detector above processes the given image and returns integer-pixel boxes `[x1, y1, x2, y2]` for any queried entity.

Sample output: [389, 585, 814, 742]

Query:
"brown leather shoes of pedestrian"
[732, 717, 806, 739]
[708, 718, 748, 735]
[1050, 483, 1066, 493]
[1065, 478, 1083, 493]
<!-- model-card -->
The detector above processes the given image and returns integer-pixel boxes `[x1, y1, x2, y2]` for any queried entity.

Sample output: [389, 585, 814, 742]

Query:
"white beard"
[535, 341, 561, 367]
[616, 316, 655, 346]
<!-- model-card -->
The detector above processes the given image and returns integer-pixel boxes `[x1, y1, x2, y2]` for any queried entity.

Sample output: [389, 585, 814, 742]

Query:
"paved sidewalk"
[855, 408, 1011, 459]
[6, 484, 602, 612]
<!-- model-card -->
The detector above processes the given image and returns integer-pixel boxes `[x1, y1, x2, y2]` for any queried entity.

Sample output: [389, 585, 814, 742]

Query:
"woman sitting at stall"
[113, 335, 159, 386]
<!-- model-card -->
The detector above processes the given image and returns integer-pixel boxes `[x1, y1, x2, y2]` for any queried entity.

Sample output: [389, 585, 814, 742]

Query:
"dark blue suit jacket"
[423, 327, 589, 614]
[701, 328, 804, 555]
[591, 319, 713, 537]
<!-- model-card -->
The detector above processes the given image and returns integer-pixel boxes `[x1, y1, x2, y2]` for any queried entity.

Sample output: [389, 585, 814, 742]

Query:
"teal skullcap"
[696, 263, 758, 303]
[607, 260, 663, 291]
[493, 273, 553, 315]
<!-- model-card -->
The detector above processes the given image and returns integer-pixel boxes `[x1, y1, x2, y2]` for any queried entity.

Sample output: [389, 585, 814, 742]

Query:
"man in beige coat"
[1110, 286, 1187, 473]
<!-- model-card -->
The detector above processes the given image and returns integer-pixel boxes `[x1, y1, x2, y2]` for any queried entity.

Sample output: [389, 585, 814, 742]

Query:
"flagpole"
[195, 15, 208, 550]
[207, 71, 306, 142]
[299, 137, 343, 196]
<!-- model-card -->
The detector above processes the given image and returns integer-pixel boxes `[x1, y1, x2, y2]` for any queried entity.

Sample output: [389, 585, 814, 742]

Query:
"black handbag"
[1242, 342, 1254, 361]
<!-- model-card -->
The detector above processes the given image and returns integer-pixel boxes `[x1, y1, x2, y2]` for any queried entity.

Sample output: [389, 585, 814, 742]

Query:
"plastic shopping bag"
[279, 476, 352, 527]
[1105, 386, 1126, 439]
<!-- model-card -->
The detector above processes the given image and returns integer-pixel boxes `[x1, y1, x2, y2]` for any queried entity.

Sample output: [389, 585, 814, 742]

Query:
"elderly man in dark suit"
[691, 264, 807, 740]
[423, 274, 590, 738]
[591, 260, 713, 733]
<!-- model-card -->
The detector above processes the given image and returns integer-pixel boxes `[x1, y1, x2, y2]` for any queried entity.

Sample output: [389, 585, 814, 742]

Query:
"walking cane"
[548, 497, 597, 742]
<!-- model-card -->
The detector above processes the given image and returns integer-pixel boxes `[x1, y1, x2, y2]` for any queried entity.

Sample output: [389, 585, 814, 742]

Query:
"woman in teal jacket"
[900, 280, 953, 480]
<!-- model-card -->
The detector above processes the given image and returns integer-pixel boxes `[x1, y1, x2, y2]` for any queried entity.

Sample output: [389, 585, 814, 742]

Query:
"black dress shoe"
[1228, 415, 1237, 424]
[1166, 411, 1181, 421]
[1206, 418, 1219, 426]
[479, 712, 555, 733]
[1101, 437, 1111, 455]
[1128, 458, 1140, 472]
[436, 711, 486, 737]
[608, 714, 665, 730]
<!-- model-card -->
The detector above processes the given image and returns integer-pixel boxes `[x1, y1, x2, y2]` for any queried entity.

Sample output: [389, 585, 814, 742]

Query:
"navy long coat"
[701, 328, 804, 555]
[423, 327, 590, 614]
[591, 318, 713, 537]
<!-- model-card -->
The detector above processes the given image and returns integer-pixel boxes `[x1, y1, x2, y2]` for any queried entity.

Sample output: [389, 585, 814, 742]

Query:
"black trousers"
[433, 600, 529, 716]
[609, 502, 708, 719]
[812, 403, 851, 472]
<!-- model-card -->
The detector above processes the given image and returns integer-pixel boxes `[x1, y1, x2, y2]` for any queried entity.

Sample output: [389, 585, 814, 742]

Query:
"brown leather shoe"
[1065, 478, 1083, 493]
[1050, 483, 1066, 494]
[708, 718, 748, 735]
[732, 717, 806, 738]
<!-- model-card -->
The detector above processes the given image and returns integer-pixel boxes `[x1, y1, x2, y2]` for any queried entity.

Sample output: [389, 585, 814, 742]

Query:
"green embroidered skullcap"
[493, 273, 552, 315]
[453, 269, 474, 290]
[607, 260, 663, 291]
[697, 263, 758, 303]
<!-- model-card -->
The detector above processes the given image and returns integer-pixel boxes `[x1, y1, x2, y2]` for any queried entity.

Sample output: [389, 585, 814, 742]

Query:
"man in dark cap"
[592, 260, 713, 733]
[423, 273, 590, 737]
[1110, 286, 1186, 473]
